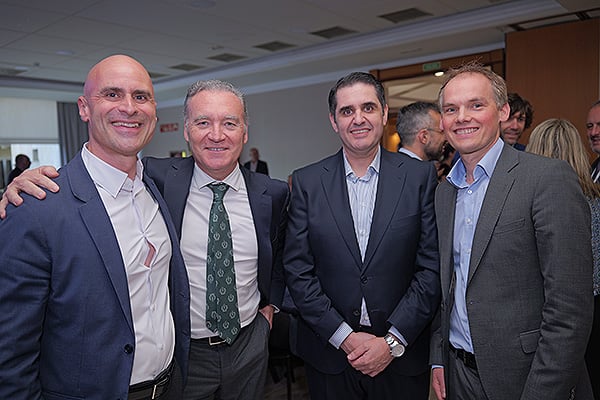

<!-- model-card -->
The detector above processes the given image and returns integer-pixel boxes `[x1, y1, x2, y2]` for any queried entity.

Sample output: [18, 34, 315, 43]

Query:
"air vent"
[0, 67, 26, 76]
[254, 41, 296, 52]
[148, 71, 169, 79]
[170, 63, 204, 71]
[311, 26, 356, 39]
[379, 8, 432, 24]
[207, 53, 247, 62]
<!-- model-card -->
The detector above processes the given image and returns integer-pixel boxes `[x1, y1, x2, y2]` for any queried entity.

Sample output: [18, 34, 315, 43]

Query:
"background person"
[243, 147, 269, 175]
[499, 92, 534, 151]
[6, 154, 31, 185]
[396, 101, 446, 162]
[526, 118, 600, 400]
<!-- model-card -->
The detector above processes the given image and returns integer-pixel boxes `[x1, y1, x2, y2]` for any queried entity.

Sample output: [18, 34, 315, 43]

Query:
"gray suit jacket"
[430, 144, 593, 400]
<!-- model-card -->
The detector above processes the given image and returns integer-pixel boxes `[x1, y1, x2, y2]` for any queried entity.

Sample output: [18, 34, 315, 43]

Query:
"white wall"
[144, 80, 342, 181]
[0, 98, 58, 142]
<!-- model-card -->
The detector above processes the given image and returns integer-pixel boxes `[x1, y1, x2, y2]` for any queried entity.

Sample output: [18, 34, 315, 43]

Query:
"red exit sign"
[159, 123, 179, 132]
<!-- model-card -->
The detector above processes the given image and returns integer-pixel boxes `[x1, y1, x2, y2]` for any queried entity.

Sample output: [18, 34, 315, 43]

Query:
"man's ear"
[417, 129, 428, 144]
[329, 113, 339, 133]
[77, 96, 90, 122]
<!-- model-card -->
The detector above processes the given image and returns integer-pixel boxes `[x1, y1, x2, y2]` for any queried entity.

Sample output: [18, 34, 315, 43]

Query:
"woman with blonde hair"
[526, 118, 600, 399]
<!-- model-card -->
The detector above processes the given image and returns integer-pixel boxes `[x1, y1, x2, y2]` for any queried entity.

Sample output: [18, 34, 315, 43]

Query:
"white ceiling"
[0, 0, 598, 108]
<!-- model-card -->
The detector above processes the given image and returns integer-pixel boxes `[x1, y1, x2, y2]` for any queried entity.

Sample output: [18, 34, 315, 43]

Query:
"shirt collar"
[447, 138, 504, 188]
[81, 142, 143, 198]
[191, 162, 244, 192]
[398, 147, 422, 161]
[343, 146, 381, 180]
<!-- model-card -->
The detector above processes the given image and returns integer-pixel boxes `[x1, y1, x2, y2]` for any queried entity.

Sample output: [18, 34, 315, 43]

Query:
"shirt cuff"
[389, 326, 408, 346]
[329, 322, 353, 349]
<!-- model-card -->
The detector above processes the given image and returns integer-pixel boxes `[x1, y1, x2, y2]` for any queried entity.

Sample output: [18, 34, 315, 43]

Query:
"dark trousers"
[447, 348, 489, 400]
[183, 313, 270, 400]
[304, 360, 429, 400]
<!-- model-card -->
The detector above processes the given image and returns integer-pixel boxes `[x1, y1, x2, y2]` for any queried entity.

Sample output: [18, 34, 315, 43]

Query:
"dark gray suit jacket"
[431, 144, 593, 399]
[284, 147, 440, 376]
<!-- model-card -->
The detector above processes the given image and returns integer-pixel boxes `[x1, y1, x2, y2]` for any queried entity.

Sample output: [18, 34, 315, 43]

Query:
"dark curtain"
[57, 102, 87, 165]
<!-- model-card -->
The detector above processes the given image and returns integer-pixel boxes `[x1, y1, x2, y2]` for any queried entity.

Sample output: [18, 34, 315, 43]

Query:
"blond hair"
[526, 118, 600, 198]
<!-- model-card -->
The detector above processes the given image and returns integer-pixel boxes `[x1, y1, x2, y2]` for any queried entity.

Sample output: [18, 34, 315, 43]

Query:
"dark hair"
[396, 101, 440, 146]
[15, 154, 30, 163]
[328, 72, 386, 121]
[507, 93, 534, 129]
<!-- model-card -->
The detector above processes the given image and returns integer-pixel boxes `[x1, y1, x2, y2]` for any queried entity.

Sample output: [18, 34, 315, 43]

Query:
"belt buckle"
[151, 369, 171, 399]
[208, 336, 227, 346]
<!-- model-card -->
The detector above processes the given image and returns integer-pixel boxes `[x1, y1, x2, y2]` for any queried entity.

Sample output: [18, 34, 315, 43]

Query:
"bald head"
[77, 54, 157, 176]
[84, 55, 153, 99]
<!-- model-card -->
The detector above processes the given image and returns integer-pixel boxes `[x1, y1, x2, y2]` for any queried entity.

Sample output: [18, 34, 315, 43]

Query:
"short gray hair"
[183, 79, 248, 127]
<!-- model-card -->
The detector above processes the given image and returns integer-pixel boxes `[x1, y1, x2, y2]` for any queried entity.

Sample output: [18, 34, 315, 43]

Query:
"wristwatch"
[384, 333, 405, 357]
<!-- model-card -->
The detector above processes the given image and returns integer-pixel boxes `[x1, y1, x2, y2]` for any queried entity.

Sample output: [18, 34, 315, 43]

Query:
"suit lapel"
[162, 157, 195, 239]
[363, 150, 406, 268]
[67, 153, 135, 335]
[468, 146, 517, 283]
[242, 168, 272, 272]
[322, 151, 362, 268]
[436, 180, 458, 298]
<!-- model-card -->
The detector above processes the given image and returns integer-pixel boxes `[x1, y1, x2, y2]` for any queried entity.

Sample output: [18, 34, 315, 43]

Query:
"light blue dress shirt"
[446, 138, 504, 353]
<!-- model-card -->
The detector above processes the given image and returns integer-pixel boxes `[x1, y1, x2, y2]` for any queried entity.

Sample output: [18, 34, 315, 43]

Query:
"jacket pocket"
[519, 329, 540, 354]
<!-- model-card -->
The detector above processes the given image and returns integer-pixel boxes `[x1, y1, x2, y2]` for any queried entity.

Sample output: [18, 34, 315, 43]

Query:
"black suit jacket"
[243, 160, 269, 176]
[143, 156, 289, 309]
[283, 147, 440, 375]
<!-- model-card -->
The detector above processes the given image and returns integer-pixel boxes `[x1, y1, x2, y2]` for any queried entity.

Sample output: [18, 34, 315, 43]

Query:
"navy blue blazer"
[0, 152, 190, 400]
[143, 156, 289, 309]
[284, 147, 441, 375]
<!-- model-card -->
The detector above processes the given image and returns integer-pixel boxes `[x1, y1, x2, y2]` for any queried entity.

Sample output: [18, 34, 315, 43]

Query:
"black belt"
[128, 361, 174, 400]
[450, 344, 478, 371]
[192, 323, 251, 346]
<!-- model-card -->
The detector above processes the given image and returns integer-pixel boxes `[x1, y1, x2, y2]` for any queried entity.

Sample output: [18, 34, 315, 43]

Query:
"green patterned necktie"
[206, 183, 240, 344]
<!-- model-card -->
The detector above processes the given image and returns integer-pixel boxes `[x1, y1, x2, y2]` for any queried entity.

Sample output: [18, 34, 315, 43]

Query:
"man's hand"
[340, 331, 376, 355]
[432, 367, 446, 400]
[0, 166, 59, 219]
[347, 336, 393, 377]
[259, 305, 275, 329]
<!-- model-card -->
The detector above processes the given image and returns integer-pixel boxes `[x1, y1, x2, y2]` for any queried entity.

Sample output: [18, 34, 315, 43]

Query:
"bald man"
[0, 55, 190, 400]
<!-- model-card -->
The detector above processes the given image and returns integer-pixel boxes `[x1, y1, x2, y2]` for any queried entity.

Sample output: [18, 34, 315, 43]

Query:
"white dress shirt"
[181, 163, 260, 339]
[81, 144, 174, 384]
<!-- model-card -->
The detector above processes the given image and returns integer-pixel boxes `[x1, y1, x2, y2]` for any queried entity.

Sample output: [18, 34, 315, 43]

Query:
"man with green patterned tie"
[143, 80, 290, 399]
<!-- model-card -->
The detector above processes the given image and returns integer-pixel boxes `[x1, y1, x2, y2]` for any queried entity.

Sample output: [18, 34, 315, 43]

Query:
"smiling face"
[440, 72, 509, 167]
[329, 82, 388, 162]
[78, 55, 157, 168]
[500, 111, 526, 145]
[184, 89, 248, 180]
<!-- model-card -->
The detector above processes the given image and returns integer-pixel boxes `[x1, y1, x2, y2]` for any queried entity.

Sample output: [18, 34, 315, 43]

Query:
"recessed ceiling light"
[434, 71, 444, 77]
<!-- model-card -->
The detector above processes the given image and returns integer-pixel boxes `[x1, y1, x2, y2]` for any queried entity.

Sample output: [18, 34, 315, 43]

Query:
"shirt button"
[467, 189, 473, 194]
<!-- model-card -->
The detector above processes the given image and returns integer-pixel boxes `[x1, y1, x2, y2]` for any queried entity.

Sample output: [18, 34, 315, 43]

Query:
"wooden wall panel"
[505, 19, 600, 157]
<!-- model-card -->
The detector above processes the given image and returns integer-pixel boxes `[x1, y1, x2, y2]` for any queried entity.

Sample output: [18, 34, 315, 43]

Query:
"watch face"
[391, 344, 405, 357]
